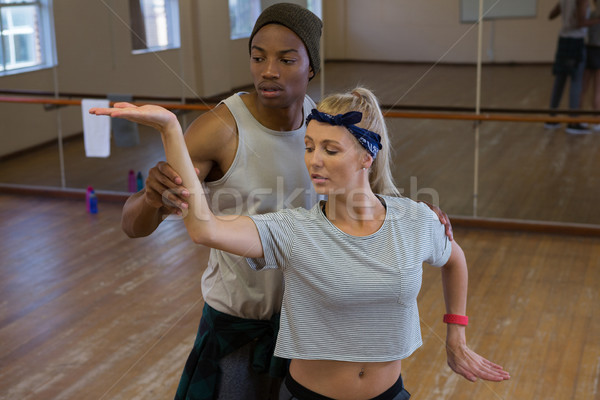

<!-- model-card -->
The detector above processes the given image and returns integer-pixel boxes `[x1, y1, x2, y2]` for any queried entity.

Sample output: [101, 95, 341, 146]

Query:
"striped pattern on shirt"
[247, 195, 452, 362]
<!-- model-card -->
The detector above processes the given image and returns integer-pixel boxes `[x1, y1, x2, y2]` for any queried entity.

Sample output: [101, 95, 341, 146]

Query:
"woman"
[91, 87, 509, 400]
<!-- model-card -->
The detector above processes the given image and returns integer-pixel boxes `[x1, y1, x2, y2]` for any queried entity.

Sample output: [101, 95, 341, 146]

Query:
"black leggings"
[279, 373, 410, 400]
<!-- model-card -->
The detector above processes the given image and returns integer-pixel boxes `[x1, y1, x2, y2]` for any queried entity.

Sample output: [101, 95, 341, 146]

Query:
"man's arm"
[549, 2, 561, 20]
[121, 188, 168, 238]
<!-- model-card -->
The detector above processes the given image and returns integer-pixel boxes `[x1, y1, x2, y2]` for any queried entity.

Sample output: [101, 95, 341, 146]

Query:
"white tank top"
[559, 0, 588, 39]
[201, 92, 318, 319]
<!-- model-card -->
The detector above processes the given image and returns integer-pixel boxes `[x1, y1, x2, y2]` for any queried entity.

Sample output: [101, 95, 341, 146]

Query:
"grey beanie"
[249, 3, 323, 78]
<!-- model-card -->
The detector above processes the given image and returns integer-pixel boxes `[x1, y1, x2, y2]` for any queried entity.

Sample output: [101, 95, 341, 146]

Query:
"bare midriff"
[289, 359, 402, 399]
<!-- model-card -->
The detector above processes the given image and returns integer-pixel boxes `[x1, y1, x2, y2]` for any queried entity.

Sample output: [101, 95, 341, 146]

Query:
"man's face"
[250, 24, 313, 109]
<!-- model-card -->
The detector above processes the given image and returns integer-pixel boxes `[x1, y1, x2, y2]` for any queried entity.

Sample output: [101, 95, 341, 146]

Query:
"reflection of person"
[580, 0, 600, 129]
[91, 87, 509, 400]
[546, 0, 600, 134]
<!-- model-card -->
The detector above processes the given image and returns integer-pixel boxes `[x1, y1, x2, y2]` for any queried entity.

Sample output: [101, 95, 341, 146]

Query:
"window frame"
[307, 0, 322, 19]
[228, 0, 261, 41]
[130, 0, 181, 55]
[0, 0, 57, 76]
[228, 0, 322, 41]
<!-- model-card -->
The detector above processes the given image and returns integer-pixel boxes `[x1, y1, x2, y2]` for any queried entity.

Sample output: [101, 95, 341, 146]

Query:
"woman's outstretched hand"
[89, 102, 180, 133]
[446, 342, 510, 382]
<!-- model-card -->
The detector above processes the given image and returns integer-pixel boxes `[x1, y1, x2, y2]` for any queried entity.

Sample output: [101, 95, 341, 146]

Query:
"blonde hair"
[317, 87, 400, 196]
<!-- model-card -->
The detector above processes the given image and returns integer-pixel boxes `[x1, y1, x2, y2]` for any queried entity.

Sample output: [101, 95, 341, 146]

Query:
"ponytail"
[316, 87, 400, 196]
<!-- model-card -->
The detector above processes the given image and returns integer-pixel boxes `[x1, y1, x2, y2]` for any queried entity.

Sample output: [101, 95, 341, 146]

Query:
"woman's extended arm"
[441, 241, 510, 382]
[90, 103, 264, 258]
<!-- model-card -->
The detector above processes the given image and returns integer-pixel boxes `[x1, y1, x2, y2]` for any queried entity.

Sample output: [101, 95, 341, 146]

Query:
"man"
[123, 4, 323, 399]
[121, 3, 451, 399]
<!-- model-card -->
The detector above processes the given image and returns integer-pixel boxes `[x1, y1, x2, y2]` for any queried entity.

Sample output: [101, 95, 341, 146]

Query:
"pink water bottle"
[128, 170, 136, 192]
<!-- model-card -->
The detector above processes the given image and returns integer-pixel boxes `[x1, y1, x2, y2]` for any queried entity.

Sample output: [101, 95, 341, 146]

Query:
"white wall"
[0, 0, 561, 157]
[323, 0, 560, 63]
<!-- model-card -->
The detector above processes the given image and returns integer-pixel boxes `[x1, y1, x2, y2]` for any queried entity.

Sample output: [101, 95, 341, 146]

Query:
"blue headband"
[306, 109, 382, 159]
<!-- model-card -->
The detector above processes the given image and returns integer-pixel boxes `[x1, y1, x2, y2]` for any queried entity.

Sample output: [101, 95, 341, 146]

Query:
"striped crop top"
[247, 195, 452, 362]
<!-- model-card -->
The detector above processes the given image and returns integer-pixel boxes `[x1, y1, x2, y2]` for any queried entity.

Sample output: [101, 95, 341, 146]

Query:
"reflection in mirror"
[0, 108, 206, 193]
[1, 0, 599, 227]
[2, 62, 600, 226]
[319, 62, 600, 225]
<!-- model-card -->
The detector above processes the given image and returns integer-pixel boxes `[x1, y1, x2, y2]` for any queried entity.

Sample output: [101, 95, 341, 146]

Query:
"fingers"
[88, 107, 112, 116]
[145, 188, 187, 213]
[449, 361, 478, 382]
[447, 345, 510, 382]
[432, 205, 454, 242]
[144, 162, 189, 211]
[477, 358, 510, 381]
[113, 101, 136, 108]
[420, 201, 454, 241]
[89, 102, 136, 115]
[157, 161, 183, 185]
[445, 217, 454, 241]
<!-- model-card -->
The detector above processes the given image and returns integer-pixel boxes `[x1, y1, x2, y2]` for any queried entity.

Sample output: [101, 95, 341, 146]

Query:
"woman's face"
[304, 121, 366, 195]
[249, 24, 313, 110]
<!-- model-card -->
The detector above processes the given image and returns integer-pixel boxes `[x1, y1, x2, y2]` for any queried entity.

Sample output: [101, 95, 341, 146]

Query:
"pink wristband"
[443, 314, 469, 326]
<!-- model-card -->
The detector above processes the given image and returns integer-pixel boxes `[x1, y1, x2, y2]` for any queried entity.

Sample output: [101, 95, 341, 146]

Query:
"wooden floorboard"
[1, 193, 599, 399]
[0, 194, 209, 400]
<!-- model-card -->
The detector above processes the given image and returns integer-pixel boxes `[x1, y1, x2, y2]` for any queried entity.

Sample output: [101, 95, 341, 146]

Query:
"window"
[129, 0, 180, 53]
[228, 0, 260, 40]
[0, 0, 56, 76]
[307, 0, 322, 19]
[228, 0, 322, 40]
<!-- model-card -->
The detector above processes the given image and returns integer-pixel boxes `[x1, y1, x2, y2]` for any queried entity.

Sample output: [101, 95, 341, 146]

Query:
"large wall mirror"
[1, 0, 598, 226]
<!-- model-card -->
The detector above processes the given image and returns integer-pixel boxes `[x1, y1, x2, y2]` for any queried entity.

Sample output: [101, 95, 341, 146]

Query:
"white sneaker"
[544, 122, 560, 130]
[566, 123, 591, 134]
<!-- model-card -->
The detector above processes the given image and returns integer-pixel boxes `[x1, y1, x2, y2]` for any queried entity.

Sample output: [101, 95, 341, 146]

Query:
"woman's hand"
[446, 339, 510, 382]
[90, 103, 188, 215]
[89, 102, 180, 133]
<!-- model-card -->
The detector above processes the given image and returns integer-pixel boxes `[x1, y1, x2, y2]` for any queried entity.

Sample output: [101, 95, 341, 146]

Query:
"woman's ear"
[308, 66, 315, 80]
[362, 153, 374, 170]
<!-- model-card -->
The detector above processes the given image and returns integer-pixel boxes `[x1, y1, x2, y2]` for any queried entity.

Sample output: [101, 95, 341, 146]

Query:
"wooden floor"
[2, 63, 600, 225]
[1, 62, 600, 399]
[1, 193, 599, 399]
[0, 194, 208, 400]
